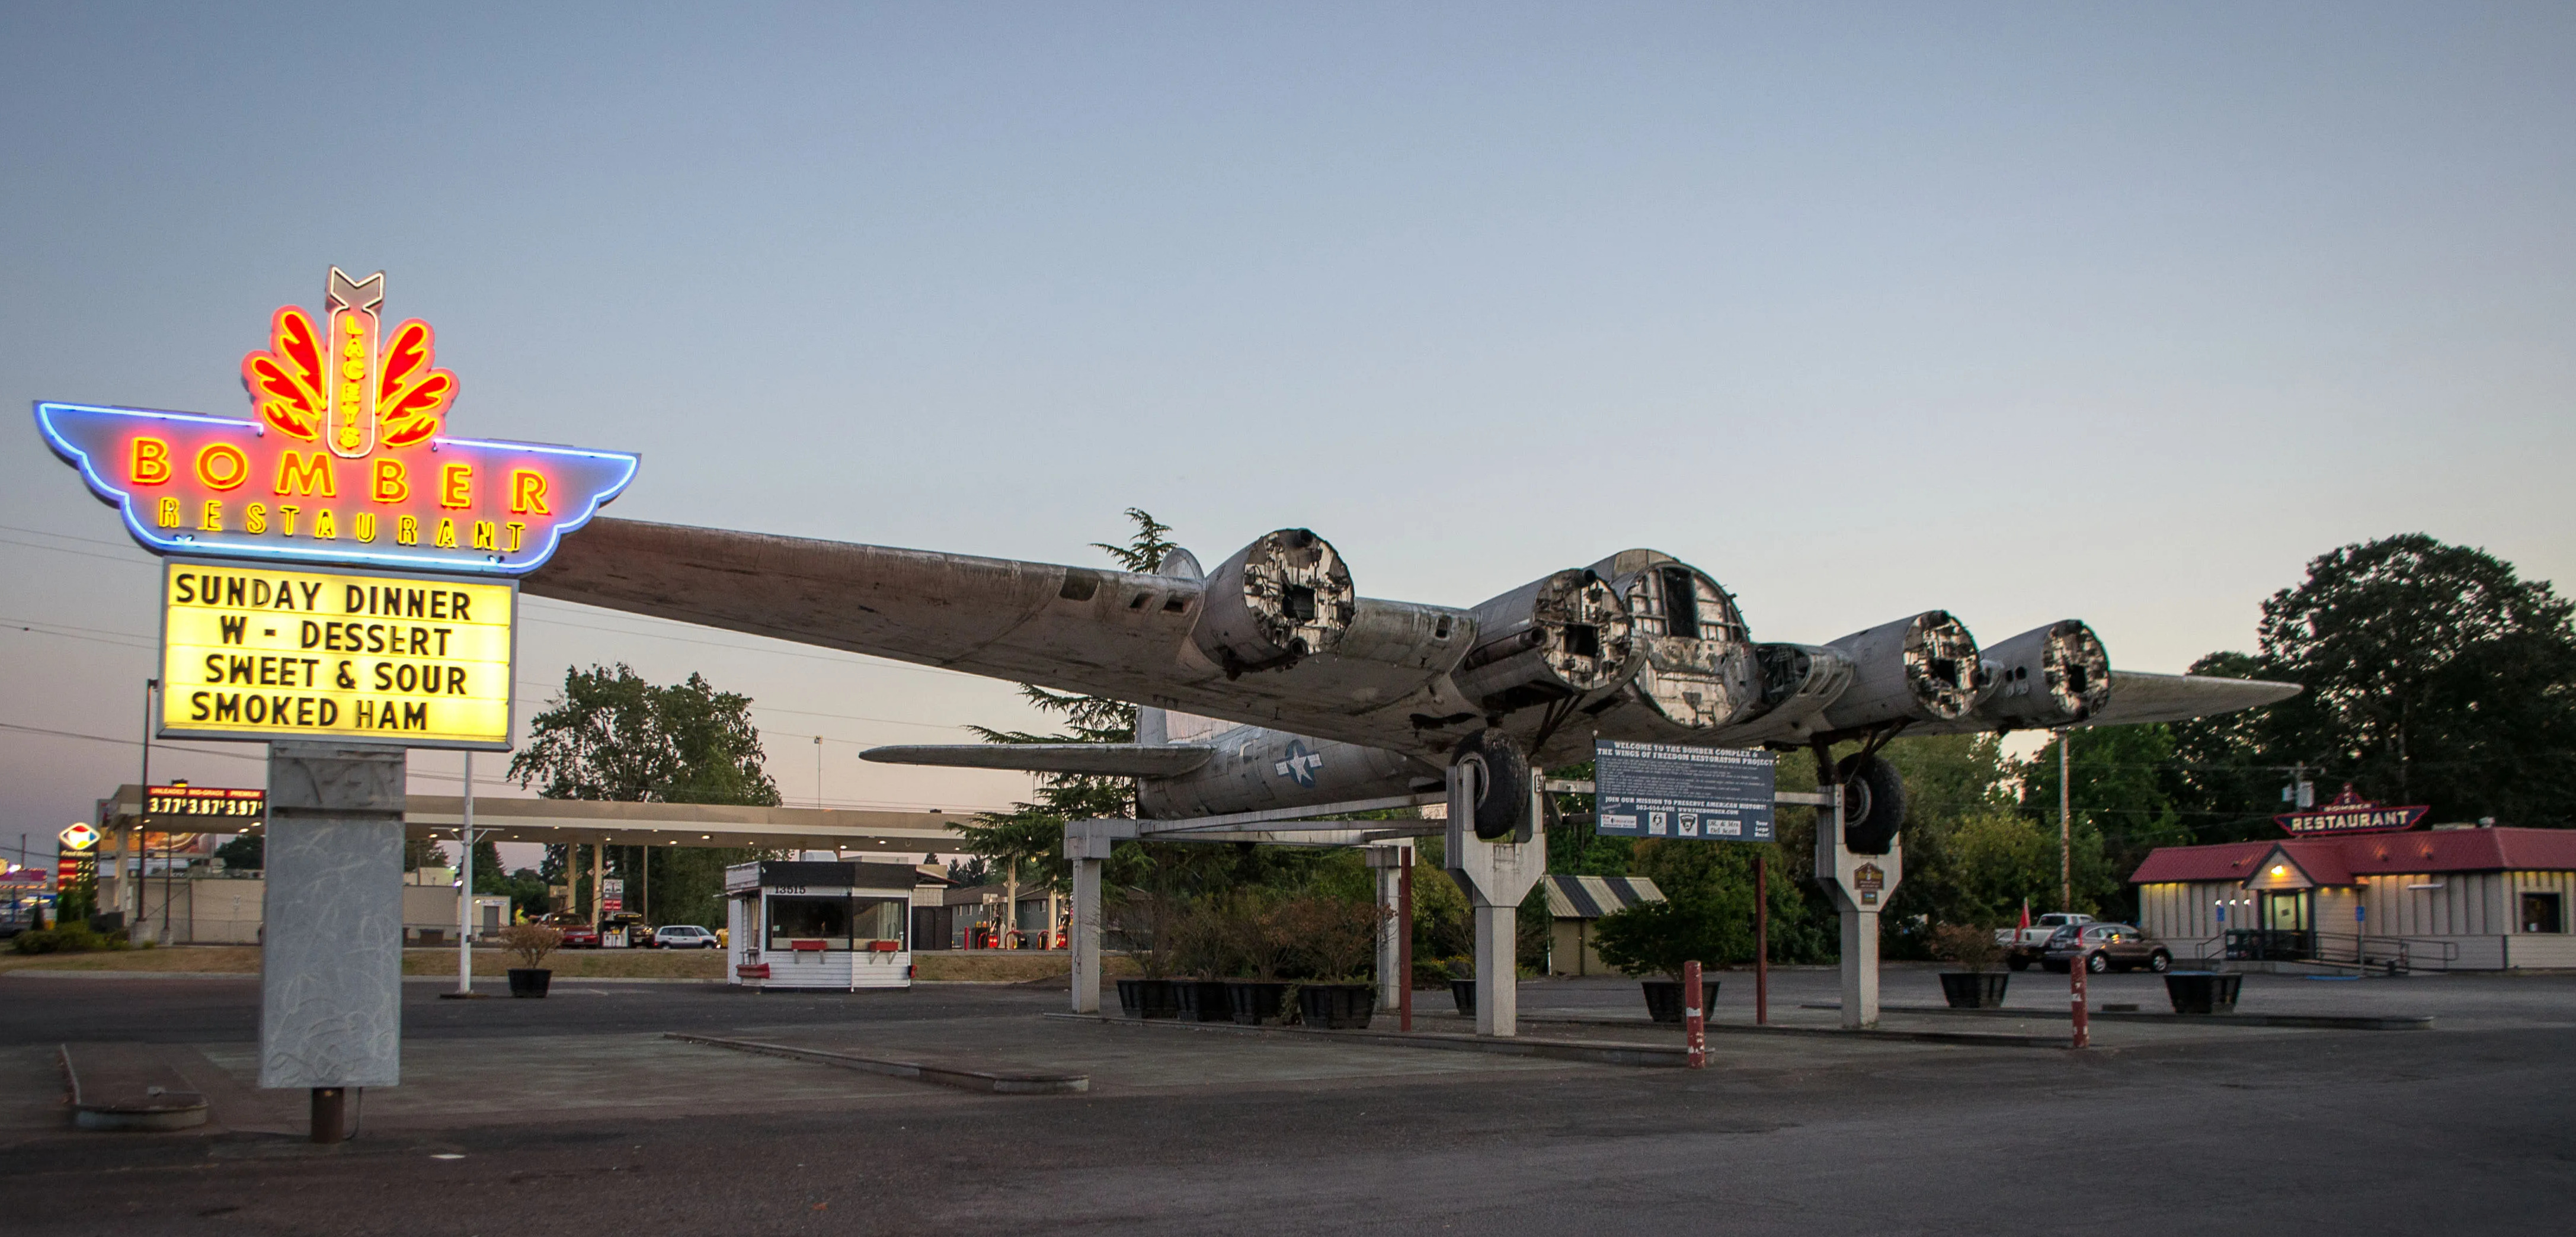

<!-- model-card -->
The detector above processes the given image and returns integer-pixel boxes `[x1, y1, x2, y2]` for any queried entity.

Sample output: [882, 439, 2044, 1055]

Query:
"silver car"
[648, 924, 721, 950]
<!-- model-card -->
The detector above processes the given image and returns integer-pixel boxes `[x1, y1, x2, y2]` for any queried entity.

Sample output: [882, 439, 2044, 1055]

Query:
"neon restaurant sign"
[37, 268, 637, 576]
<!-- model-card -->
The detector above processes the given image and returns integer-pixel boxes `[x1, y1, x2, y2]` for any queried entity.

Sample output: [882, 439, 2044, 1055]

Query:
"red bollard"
[2071, 955, 2089, 1049]
[1684, 959, 1706, 1069]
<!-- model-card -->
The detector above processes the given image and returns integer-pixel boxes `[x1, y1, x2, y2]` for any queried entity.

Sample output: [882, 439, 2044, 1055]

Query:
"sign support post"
[456, 751, 474, 996]
[261, 742, 406, 1143]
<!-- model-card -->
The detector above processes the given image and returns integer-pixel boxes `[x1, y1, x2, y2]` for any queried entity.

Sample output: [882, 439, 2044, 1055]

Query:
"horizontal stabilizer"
[860, 744, 1215, 778]
[2084, 671, 2302, 728]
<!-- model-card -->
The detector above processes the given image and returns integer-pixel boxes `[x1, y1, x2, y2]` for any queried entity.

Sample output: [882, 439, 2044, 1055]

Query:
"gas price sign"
[1594, 740, 1777, 842]
[160, 562, 516, 749]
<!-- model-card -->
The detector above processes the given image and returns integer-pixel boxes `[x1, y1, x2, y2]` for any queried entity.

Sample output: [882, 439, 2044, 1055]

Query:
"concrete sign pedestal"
[1807, 784, 1902, 1030]
[259, 743, 406, 1134]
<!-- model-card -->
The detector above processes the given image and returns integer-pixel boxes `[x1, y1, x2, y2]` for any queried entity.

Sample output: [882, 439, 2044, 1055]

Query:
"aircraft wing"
[860, 744, 1214, 777]
[525, 518, 1477, 756]
[2078, 669, 2301, 728]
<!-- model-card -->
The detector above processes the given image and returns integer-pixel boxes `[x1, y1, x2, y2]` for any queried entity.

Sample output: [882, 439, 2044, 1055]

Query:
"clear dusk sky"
[3, 4, 2571, 863]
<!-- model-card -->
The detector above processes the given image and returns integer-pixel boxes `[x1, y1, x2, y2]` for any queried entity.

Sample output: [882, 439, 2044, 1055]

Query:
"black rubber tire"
[2087, 951, 2109, 974]
[2149, 951, 2171, 973]
[1835, 752, 1906, 855]
[1452, 730, 1534, 841]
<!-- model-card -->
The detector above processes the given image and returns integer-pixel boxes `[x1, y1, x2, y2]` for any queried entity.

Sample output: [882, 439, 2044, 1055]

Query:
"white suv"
[649, 924, 720, 950]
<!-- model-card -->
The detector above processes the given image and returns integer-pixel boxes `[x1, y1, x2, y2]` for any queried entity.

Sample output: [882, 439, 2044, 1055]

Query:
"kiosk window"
[768, 896, 850, 948]
[2523, 893, 2564, 934]
[852, 897, 905, 946]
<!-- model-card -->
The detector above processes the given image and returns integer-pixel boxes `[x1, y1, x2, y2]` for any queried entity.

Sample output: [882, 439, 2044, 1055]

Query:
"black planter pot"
[1116, 978, 1180, 1019]
[1638, 974, 1720, 1026]
[1224, 980, 1290, 1026]
[1173, 979, 1234, 1023]
[1298, 983, 1377, 1030]
[507, 967, 551, 998]
[2164, 971, 2243, 1015]
[1640, 978, 1720, 1024]
[1450, 979, 1476, 1015]
[1938, 972, 2011, 1009]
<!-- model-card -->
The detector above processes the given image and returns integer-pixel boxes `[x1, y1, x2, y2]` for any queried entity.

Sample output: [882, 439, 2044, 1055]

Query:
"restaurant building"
[2130, 825, 2576, 971]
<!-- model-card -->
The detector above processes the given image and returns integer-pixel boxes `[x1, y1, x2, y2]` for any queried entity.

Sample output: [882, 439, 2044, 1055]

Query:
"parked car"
[2041, 922, 2171, 974]
[543, 914, 600, 949]
[1995, 912, 2094, 970]
[648, 924, 720, 950]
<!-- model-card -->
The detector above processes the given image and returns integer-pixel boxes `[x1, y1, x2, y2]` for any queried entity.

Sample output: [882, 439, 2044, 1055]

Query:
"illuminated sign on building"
[2275, 784, 2428, 836]
[59, 823, 100, 851]
[143, 785, 267, 821]
[36, 268, 637, 576]
[160, 562, 517, 749]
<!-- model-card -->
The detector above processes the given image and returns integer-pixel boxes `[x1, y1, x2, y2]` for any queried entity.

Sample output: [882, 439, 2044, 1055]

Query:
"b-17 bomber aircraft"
[529, 521, 2298, 849]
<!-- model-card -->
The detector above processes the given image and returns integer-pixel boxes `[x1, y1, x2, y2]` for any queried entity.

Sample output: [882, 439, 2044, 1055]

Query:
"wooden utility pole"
[2059, 730, 2073, 913]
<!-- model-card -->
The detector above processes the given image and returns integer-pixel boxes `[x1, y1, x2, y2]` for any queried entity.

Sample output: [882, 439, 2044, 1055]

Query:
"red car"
[543, 915, 601, 949]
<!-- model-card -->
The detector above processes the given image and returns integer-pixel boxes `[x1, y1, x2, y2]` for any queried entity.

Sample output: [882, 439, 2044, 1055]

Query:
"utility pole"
[814, 735, 824, 809]
[2058, 728, 2073, 914]
[456, 751, 474, 995]
[132, 677, 157, 931]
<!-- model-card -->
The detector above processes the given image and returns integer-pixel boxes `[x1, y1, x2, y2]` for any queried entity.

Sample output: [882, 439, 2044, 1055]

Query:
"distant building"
[2130, 825, 2576, 971]
[1542, 874, 1666, 976]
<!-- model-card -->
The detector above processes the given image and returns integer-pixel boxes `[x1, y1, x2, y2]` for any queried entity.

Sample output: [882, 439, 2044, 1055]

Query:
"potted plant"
[1929, 924, 2010, 1008]
[1112, 892, 1181, 1019]
[497, 922, 564, 998]
[1592, 896, 1727, 1024]
[1166, 899, 1235, 1023]
[1285, 895, 1389, 1030]
[1219, 895, 1294, 1026]
[2164, 969, 2243, 1015]
[1447, 957, 1476, 1015]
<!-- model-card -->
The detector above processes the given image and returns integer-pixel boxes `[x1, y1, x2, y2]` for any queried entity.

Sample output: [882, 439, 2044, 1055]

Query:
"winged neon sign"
[37, 268, 636, 576]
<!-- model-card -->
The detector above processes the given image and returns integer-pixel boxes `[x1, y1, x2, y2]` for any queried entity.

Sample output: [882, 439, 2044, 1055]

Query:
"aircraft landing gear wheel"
[1835, 752, 1906, 854]
[2087, 951, 2109, 974]
[2149, 951, 2171, 973]
[1451, 730, 1533, 842]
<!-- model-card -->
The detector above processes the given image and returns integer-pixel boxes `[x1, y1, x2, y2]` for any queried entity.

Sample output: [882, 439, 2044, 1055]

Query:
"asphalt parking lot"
[2, 964, 2571, 1235]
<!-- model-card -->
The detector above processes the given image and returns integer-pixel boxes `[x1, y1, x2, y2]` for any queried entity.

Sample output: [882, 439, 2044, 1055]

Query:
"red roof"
[2130, 827, 2576, 885]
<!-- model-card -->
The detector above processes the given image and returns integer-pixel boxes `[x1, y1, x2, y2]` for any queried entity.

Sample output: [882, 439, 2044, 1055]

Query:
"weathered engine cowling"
[1190, 529, 1356, 677]
[1972, 620, 2111, 729]
[1449, 569, 1640, 715]
[1592, 550, 1760, 729]
[1813, 611, 1984, 735]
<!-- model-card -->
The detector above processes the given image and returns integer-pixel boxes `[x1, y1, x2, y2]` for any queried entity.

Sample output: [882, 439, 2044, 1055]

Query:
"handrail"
[2226, 928, 2462, 972]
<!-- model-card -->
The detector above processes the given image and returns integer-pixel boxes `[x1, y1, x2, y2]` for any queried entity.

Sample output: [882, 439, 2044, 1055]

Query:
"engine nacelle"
[1191, 529, 1356, 676]
[1450, 568, 1639, 715]
[1814, 610, 1984, 734]
[1972, 620, 2110, 729]
[1591, 550, 1760, 729]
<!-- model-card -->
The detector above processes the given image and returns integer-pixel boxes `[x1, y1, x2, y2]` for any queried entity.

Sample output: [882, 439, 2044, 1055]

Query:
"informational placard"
[1593, 740, 1776, 842]
[159, 562, 516, 749]
[143, 785, 267, 822]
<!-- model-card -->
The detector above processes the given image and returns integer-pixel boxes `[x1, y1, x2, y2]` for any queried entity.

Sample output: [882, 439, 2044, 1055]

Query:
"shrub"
[495, 922, 564, 968]
[1928, 923, 2004, 973]
[10, 922, 120, 955]
[1592, 895, 1734, 983]
[1281, 894, 1388, 983]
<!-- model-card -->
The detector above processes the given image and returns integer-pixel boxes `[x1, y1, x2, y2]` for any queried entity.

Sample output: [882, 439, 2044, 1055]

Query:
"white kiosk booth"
[725, 860, 915, 991]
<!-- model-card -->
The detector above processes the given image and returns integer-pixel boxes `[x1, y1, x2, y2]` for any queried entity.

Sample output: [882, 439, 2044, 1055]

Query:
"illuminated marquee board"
[161, 562, 517, 749]
[37, 268, 637, 578]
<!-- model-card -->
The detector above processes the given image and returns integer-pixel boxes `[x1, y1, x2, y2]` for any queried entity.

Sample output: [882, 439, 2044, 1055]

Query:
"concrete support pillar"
[1366, 844, 1410, 1014]
[1473, 902, 1516, 1036]
[260, 743, 405, 1095]
[1445, 758, 1545, 1040]
[1061, 819, 1134, 1016]
[1070, 853, 1102, 1014]
[1839, 908, 1880, 1030]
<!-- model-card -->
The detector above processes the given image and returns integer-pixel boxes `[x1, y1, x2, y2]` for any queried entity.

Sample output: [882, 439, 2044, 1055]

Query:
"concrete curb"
[665, 1032, 1090, 1095]
[1053, 1011, 1693, 1066]
[60, 1043, 210, 1132]
[1503, 1012, 2075, 1049]
[1799, 1002, 2434, 1031]
[4, 970, 254, 980]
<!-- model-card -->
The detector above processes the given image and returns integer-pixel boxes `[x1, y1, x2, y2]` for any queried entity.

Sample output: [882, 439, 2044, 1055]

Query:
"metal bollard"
[2070, 956, 2089, 1049]
[1684, 960, 1706, 1069]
